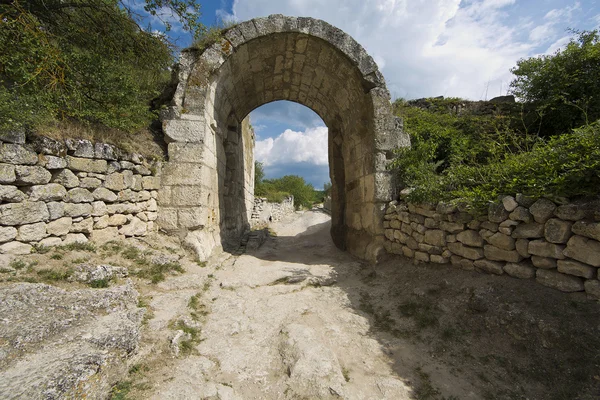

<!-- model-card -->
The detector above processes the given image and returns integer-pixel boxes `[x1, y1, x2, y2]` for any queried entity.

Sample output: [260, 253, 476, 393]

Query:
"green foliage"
[510, 30, 600, 137]
[254, 161, 265, 189]
[0, 0, 203, 133]
[259, 175, 317, 209]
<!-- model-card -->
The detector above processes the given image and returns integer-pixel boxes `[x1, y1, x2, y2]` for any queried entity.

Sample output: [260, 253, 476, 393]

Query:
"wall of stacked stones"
[250, 196, 294, 226]
[0, 132, 161, 255]
[383, 195, 600, 299]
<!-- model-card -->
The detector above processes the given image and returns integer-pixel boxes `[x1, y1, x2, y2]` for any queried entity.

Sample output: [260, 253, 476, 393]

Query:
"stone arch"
[158, 15, 409, 261]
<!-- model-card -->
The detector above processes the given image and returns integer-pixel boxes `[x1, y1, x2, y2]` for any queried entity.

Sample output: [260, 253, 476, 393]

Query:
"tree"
[254, 161, 265, 188]
[510, 30, 600, 136]
[0, 0, 204, 132]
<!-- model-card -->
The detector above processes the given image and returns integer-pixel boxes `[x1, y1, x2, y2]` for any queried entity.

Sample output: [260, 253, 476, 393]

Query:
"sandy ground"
[124, 210, 600, 400]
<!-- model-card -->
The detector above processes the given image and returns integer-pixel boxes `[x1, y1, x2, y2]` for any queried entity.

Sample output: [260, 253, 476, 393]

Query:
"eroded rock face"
[0, 282, 143, 399]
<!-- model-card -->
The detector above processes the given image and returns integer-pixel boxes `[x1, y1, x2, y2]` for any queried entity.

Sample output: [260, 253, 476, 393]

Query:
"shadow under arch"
[158, 14, 409, 262]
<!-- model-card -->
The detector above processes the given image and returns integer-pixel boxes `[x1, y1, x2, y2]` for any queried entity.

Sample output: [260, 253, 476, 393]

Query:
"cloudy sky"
[156, 0, 599, 188]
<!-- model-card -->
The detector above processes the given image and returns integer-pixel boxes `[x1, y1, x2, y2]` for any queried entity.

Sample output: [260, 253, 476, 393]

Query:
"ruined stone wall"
[384, 196, 600, 299]
[0, 133, 160, 254]
[251, 196, 294, 226]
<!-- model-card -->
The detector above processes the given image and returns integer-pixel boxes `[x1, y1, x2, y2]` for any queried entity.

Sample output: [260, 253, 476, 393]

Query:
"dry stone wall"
[251, 196, 295, 226]
[0, 132, 161, 254]
[383, 196, 600, 299]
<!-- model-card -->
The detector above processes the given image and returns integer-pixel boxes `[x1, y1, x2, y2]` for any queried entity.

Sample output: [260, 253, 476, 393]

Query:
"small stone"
[80, 177, 102, 189]
[90, 227, 121, 244]
[0, 130, 26, 144]
[528, 240, 566, 259]
[0, 164, 16, 183]
[448, 242, 484, 260]
[47, 202, 65, 220]
[512, 223, 544, 239]
[531, 256, 557, 269]
[563, 235, 600, 267]
[504, 262, 535, 279]
[584, 280, 600, 300]
[430, 255, 449, 264]
[66, 156, 108, 174]
[17, 222, 47, 242]
[70, 217, 93, 234]
[440, 221, 464, 233]
[66, 188, 94, 203]
[480, 221, 498, 232]
[0, 226, 17, 243]
[14, 166, 51, 185]
[571, 221, 600, 242]
[483, 245, 522, 263]
[529, 199, 556, 224]
[0, 144, 37, 165]
[104, 172, 131, 191]
[456, 230, 484, 247]
[414, 251, 429, 262]
[51, 169, 80, 188]
[0, 241, 32, 255]
[25, 184, 67, 202]
[423, 230, 445, 247]
[489, 202, 509, 223]
[94, 215, 110, 229]
[473, 259, 504, 275]
[486, 232, 515, 251]
[515, 193, 536, 207]
[43, 155, 67, 170]
[63, 203, 93, 218]
[0, 185, 27, 203]
[108, 214, 128, 226]
[120, 161, 135, 170]
[502, 196, 518, 212]
[134, 164, 151, 175]
[509, 206, 532, 223]
[554, 204, 586, 221]
[66, 139, 95, 158]
[557, 259, 596, 279]
[536, 269, 584, 292]
[46, 217, 72, 236]
[63, 233, 88, 244]
[118, 217, 147, 237]
[92, 187, 118, 202]
[515, 239, 530, 258]
[94, 143, 118, 160]
[544, 218, 573, 244]
[38, 237, 62, 247]
[92, 201, 107, 217]
[0, 201, 49, 225]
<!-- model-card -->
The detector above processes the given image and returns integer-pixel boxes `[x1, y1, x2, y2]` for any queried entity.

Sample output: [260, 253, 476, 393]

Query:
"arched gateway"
[157, 15, 409, 262]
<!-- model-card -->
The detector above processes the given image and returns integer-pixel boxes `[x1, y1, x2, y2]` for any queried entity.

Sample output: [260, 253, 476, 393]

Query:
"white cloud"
[218, 0, 590, 100]
[255, 127, 328, 167]
[545, 35, 571, 55]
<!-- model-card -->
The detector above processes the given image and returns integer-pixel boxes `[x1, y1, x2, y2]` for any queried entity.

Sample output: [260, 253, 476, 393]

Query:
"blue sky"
[142, 0, 599, 188]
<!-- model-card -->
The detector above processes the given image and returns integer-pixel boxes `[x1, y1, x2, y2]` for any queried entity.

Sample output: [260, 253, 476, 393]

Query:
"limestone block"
[531, 256, 557, 269]
[474, 259, 504, 275]
[133, 164, 151, 176]
[17, 222, 47, 242]
[163, 119, 207, 143]
[563, 235, 600, 267]
[440, 221, 464, 233]
[63, 203, 93, 218]
[515, 239, 530, 258]
[137, 212, 148, 222]
[92, 201, 107, 217]
[47, 217, 72, 236]
[118, 217, 147, 237]
[90, 227, 121, 244]
[94, 215, 110, 229]
[0, 130, 25, 144]
[528, 240, 566, 259]
[0, 241, 32, 255]
[66, 156, 107, 174]
[118, 189, 138, 203]
[571, 220, 600, 242]
[156, 208, 178, 231]
[0, 185, 27, 203]
[107, 161, 121, 174]
[557, 259, 596, 279]
[120, 161, 135, 170]
[47, 202, 64, 220]
[80, 177, 102, 189]
[0, 164, 16, 183]
[161, 163, 213, 186]
[51, 169, 79, 188]
[555, 204, 586, 221]
[94, 143, 118, 160]
[509, 206, 532, 223]
[423, 229, 445, 247]
[0, 201, 49, 225]
[142, 176, 160, 190]
[147, 198, 158, 212]
[0, 144, 37, 165]
[0, 226, 17, 243]
[146, 212, 158, 221]
[536, 269, 584, 292]
[584, 280, 600, 300]
[150, 191, 158, 199]
[43, 156, 67, 170]
[108, 214, 128, 226]
[92, 187, 118, 202]
[448, 242, 484, 260]
[63, 233, 88, 244]
[486, 232, 515, 251]
[66, 188, 94, 203]
[488, 202, 509, 223]
[25, 184, 67, 202]
[104, 171, 134, 191]
[66, 139, 94, 158]
[178, 208, 209, 230]
[38, 237, 62, 247]
[483, 245, 522, 263]
[502, 196, 518, 212]
[15, 166, 51, 185]
[512, 223, 544, 239]
[70, 217, 93, 234]
[529, 199, 556, 224]
[504, 262, 535, 279]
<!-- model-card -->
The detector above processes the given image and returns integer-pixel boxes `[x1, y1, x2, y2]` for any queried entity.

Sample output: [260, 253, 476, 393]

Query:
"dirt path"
[129, 210, 600, 400]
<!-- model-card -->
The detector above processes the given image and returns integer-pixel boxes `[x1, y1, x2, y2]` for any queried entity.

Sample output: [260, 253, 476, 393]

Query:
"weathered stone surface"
[47, 201, 64, 220]
[70, 217, 94, 234]
[515, 238, 530, 258]
[430, 255, 449, 264]
[486, 232, 515, 251]
[0, 226, 17, 243]
[504, 262, 535, 279]
[544, 218, 572, 244]
[563, 235, 600, 267]
[66, 139, 95, 158]
[584, 280, 600, 299]
[142, 176, 160, 190]
[90, 227, 120, 244]
[104, 171, 133, 191]
[0, 241, 32, 254]
[0, 144, 37, 165]
[46, 217, 72, 236]
[66, 156, 108, 174]
[51, 169, 80, 188]
[536, 269, 584, 292]
[571, 220, 600, 242]
[65, 188, 94, 203]
[0, 201, 49, 225]
[423, 229, 445, 247]
[557, 259, 596, 279]
[25, 183, 67, 202]
[94, 142, 118, 160]
[531, 256, 557, 269]
[456, 230, 483, 247]
[63, 203, 93, 218]
[14, 166, 51, 185]
[17, 222, 47, 242]
[94, 215, 110, 229]
[483, 245, 522, 263]
[28, 135, 66, 156]
[38, 236, 62, 247]
[118, 217, 147, 237]
[0, 164, 16, 184]
[440, 221, 464, 233]
[92, 201, 107, 217]
[448, 242, 484, 260]
[0, 185, 27, 203]
[502, 196, 518, 212]
[108, 214, 128, 226]
[0, 130, 26, 144]
[529, 199, 556, 224]
[63, 233, 88, 244]
[92, 187, 118, 202]
[79, 177, 102, 189]
[515, 193, 536, 207]
[43, 155, 67, 170]
[528, 240, 566, 259]
[133, 164, 151, 176]
[509, 206, 532, 223]
[512, 223, 544, 239]
[555, 204, 586, 221]
[489, 202, 509, 223]
[474, 259, 504, 275]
